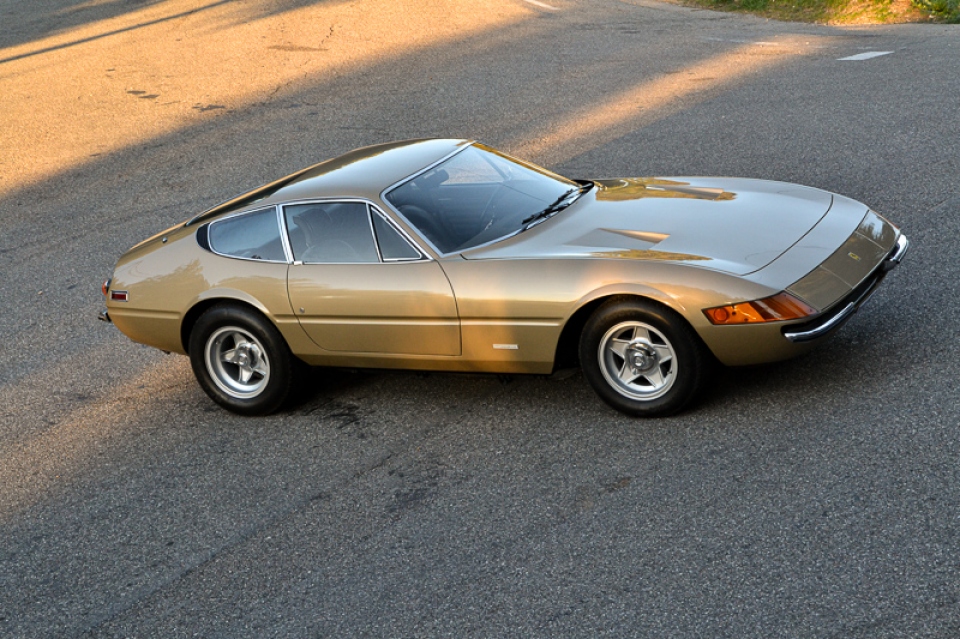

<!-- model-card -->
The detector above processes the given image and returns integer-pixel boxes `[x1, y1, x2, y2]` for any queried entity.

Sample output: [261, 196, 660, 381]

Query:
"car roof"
[189, 138, 469, 225]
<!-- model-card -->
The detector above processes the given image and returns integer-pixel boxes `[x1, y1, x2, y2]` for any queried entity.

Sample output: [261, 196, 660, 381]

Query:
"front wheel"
[579, 299, 709, 417]
[189, 304, 296, 415]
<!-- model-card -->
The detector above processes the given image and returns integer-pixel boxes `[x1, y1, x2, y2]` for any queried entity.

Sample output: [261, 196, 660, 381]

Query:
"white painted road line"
[839, 51, 894, 61]
[524, 0, 559, 10]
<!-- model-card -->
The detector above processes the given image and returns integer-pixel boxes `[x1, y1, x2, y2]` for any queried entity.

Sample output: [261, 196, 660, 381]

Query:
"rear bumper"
[783, 233, 908, 343]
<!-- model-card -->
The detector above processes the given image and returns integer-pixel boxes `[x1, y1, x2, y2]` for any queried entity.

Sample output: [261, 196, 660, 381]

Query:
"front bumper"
[783, 233, 908, 343]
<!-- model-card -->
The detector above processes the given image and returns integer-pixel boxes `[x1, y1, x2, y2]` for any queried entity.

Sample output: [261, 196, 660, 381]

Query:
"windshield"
[384, 143, 581, 254]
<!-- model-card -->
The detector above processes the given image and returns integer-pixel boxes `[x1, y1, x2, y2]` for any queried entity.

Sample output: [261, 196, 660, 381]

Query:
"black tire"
[188, 304, 296, 416]
[579, 298, 709, 417]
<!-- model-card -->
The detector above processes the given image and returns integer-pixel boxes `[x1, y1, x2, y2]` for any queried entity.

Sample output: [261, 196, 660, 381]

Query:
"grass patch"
[912, 0, 960, 21]
[683, 0, 947, 23]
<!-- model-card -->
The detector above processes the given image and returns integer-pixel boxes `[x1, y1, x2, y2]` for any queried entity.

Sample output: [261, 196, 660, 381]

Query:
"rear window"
[208, 207, 286, 262]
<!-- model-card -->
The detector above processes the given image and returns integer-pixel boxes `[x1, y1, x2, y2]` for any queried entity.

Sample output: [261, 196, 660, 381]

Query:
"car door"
[284, 200, 461, 356]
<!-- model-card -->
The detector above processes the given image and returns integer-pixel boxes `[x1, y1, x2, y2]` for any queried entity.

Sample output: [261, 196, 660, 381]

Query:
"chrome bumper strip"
[882, 233, 909, 271]
[784, 233, 908, 343]
[783, 303, 856, 343]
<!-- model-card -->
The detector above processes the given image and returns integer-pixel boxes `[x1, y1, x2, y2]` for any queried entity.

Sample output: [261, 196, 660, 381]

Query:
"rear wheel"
[189, 304, 296, 415]
[579, 298, 708, 417]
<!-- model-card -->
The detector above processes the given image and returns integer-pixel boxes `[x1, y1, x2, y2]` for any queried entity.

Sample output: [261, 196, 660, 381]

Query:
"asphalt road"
[1, 0, 959, 637]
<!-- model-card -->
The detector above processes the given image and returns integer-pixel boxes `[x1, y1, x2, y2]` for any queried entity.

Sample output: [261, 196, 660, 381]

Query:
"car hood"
[461, 177, 835, 276]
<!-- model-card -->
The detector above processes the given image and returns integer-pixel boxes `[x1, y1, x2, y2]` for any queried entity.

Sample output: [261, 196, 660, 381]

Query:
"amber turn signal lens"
[101, 279, 111, 297]
[703, 293, 817, 325]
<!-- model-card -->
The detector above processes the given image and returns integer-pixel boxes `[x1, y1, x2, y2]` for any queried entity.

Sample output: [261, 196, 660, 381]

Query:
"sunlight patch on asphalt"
[0, 356, 193, 520]
[0, 0, 532, 200]
[514, 35, 815, 165]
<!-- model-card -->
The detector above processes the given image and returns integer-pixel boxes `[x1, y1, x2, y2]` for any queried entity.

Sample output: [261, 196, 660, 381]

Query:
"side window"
[284, 202, 379, 263]
[208, 207, 286, 261]
[372, 212, 422, 261]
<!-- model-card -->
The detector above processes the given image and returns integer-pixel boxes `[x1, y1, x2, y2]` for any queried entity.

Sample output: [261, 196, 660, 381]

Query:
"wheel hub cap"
[232, 343, 260, 368]
[627, 341, 658, 373]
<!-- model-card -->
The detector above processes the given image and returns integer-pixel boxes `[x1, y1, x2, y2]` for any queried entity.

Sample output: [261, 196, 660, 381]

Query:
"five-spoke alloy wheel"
[189, 304, 297, 415]
[580, 298, 708, 417]
[204, 326, 271, 399]
[598, 321, 678, 401]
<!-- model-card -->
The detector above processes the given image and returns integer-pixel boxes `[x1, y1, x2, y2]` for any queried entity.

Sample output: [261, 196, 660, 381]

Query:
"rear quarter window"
[208, 207, 286, 262]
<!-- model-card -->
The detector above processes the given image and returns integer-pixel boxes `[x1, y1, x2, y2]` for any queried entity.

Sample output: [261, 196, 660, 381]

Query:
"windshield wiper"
[521, 183, 591, 230]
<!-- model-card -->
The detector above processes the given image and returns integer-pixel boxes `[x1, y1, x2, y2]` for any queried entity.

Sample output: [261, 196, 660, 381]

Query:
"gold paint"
[105, 143, 905, 381]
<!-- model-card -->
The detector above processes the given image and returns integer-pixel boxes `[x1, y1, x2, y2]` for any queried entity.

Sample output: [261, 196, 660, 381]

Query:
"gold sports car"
[100, 139, 908, 417]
